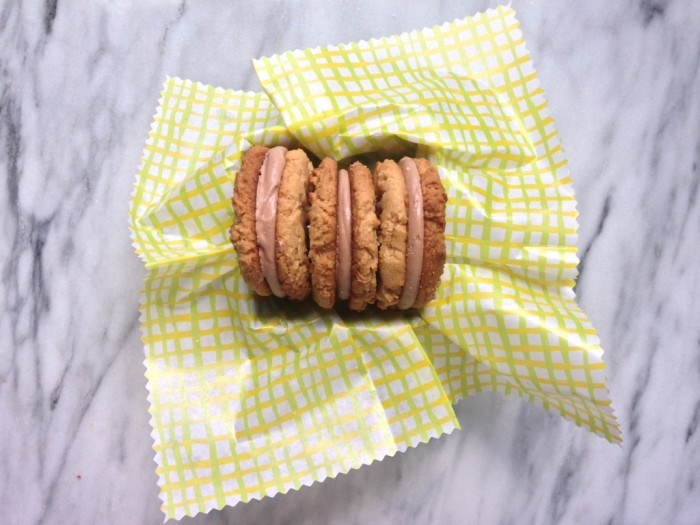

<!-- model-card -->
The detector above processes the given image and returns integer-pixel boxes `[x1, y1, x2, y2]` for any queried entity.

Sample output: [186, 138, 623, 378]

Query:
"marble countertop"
[1, 0, 699, 523]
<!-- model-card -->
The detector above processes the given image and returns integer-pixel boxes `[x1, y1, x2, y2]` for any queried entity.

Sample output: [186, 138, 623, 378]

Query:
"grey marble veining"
[1, 0, 699, 523]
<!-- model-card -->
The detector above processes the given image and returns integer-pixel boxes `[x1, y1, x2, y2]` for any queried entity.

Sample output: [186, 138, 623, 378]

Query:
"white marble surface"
[1, 0, 699, 523]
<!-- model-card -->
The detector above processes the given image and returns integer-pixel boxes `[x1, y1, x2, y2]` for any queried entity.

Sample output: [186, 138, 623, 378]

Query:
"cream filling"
[397, 157, 424, 309]
[336, 168, 352, 301]
[256, 146, 287, 297]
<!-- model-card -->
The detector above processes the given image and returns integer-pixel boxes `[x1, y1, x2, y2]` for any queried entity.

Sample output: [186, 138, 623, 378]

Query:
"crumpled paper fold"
[129, 6, 619, 521]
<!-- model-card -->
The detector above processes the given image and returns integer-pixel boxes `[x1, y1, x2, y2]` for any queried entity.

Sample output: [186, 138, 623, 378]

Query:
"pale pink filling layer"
[336, 169, 352, 301]
[255, 146, 287, 297]
[397, 157, 424, 309]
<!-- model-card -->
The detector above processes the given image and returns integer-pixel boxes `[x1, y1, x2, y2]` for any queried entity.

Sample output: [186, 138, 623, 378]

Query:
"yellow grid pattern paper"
[254, 5, 618, 438]
[131, 78, 458, 521]
[130, 6, 619, 522]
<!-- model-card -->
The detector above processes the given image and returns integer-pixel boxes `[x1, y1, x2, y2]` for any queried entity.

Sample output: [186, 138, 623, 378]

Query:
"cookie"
[230, 145, 272, 296]
[412, 157, 447, 308]
[373, 160, 408, 309]
[348, 161, 379, 312]
[276, 149, 313, 301]
[308, 157, 338, 309]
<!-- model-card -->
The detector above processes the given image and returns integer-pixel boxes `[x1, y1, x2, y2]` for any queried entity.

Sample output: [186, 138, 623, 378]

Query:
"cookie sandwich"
[229, 145, 313, 300]
[372, 158, 447, 310]
[230, 148, 447, 311]
[308, 160, 380, 312]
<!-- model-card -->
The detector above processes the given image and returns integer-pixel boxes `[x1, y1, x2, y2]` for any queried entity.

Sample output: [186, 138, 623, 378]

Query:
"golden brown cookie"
[348, 161, 379, 311]
[230, 145, 271, 296]
[412, 158, 447, 308]
[308, 158, 338, 309]
[276, 149, 313, 300]
[373, 160, 408, 309]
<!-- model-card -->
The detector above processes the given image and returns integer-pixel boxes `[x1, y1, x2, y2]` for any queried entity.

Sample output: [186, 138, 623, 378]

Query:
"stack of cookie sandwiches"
[230, 146, 447, 311]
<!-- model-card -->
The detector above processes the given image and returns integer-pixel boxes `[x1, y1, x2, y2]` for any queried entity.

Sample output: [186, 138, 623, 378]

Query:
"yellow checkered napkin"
[130, 6, 619, 521]
[254, 5, 618, 439]
[131, 78, 457, 520]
